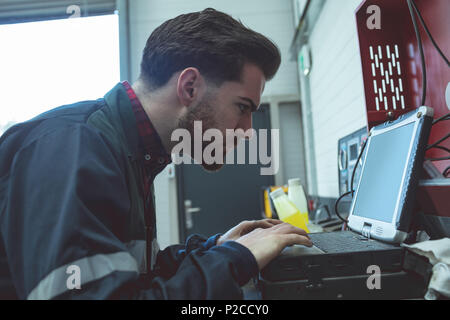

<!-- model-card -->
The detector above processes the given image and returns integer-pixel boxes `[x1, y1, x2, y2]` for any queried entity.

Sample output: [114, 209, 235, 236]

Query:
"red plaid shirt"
[121, 81, 171, 194]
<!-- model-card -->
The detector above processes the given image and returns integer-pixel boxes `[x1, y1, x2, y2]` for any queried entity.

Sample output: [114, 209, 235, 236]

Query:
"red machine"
[355, 0, 450, 234]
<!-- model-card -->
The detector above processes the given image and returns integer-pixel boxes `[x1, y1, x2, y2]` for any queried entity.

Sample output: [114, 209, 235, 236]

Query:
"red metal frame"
[417, 182, 450, 218]
[355, 0, 449, 218]
[356, 0, 449, 172]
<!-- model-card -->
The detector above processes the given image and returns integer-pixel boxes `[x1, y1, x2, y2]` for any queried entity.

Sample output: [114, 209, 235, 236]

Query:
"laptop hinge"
[362, 223, 372, 239]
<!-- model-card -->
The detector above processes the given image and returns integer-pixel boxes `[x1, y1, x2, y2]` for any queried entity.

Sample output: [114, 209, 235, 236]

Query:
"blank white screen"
[352, 122, 415, 223]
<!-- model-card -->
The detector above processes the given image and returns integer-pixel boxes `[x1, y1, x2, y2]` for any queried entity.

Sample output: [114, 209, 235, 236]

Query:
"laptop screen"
[352, 122, 416, 223]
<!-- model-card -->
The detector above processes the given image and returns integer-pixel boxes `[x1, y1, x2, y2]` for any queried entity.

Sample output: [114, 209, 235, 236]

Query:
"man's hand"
[217, 219, 284, 246]
[234, 223, 312, 270]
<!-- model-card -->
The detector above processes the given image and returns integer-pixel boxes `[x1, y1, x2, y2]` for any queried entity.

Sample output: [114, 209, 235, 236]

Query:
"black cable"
[433, 112, 450, 125]
[427, 145, 450, 154]
[427, 133, 450, 150]
[407, 0, 427, 106]
[334, 139, 369, 224]
[351, 139, 368, 197]
[444, 166, 450, 177]
[334, 191, 353, 223]
[426, 156, 450, 162]
[411, 0, 450, 67]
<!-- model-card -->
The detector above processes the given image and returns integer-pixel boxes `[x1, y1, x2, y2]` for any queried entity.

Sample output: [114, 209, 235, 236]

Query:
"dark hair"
[140, 8, 281, 90]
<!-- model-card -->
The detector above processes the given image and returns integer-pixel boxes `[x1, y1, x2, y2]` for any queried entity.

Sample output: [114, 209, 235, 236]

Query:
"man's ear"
[176, 68, 203, 107]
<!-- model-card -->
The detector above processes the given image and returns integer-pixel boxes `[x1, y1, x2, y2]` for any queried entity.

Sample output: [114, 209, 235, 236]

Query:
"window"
[0, 14, 120, 134]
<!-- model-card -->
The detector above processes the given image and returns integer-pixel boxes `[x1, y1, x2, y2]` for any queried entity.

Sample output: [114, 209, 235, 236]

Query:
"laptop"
[261, 106, 434, 284]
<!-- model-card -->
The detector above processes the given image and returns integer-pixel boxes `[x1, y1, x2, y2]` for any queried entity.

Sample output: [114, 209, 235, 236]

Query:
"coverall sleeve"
[152, 233, 222, 280]
[0, 124, 258, 300]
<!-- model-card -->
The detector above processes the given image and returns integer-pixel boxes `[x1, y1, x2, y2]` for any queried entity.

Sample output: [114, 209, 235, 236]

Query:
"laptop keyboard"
[309, 231, 396, 253]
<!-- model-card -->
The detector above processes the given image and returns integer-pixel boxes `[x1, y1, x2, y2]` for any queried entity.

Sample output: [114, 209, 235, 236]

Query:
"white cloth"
[402, 238, 450, 300]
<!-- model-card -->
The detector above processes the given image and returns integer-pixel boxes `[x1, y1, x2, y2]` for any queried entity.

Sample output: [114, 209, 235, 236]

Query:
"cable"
[351, 139, 368, 197]
[407, 0, 427, 106]
[426, 156, 450, 162]
[444, 166, 450, 177]
[334, 191, 353, 223]
[428, 145, 450, 154]
[427, 133, 450, 151]
[433, 112, 450, 125]
[408, 2, 450, 167]
[334, 139, 368, 223]
[411, 0, 450, 67]
[429, 112, 450, 156]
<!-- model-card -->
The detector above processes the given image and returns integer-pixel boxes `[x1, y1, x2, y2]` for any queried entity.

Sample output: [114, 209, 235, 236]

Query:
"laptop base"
[308, 231, 398, 253]
[261, 238, 404, 282]
[258, 271, 427, 300]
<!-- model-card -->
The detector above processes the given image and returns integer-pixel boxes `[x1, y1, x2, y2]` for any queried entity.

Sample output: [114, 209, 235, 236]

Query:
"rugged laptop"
[261, 106, 433, 285]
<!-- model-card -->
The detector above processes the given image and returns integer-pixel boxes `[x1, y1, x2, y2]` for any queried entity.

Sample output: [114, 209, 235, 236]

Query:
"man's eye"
[237, 104, 249, 114]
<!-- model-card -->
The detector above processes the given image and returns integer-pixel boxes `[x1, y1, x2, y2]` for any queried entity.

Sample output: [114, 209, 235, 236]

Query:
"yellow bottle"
[270, 188, 309, 232]
[288, 178, 310, 225]
[288, 178, 324, 233]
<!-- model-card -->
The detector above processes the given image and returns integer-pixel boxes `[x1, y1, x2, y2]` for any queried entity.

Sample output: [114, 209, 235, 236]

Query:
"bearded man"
[0, 8, 311, 300]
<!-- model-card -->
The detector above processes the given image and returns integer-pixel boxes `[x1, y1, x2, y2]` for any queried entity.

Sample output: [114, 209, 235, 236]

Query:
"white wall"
[307, 0, 367, 198]
[127, 0, 301, 248]
[278, 102, 307, 184]
[128, 0, 299, 96]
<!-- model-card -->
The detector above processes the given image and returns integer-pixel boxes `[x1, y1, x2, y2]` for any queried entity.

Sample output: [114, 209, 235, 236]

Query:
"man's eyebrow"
[238, 97, 259, 112]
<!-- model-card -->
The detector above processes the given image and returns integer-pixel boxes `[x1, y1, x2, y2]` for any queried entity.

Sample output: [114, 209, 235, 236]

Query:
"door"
[176, 104, 275, 241]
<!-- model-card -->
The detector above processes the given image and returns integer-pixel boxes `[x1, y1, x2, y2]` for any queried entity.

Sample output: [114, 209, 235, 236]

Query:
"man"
[0, 8, 311, 300]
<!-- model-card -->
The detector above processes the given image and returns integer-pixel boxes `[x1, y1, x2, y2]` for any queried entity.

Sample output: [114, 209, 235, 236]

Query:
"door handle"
[186, 207, 201, 214]
[184, 200, 201, 229]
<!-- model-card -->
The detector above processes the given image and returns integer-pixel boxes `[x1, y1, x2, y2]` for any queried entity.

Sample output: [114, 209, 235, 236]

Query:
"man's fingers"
[272, 222, 310, 238]
[235, 223, 313, 271]
[257, 220, 276, 229]
[249, 219, 280, 230]
[263, 219, 284, 225]
[283, 234, 313, 247]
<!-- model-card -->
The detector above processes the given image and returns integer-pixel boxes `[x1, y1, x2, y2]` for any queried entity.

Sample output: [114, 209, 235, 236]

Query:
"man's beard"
[177, 98, 226, 172]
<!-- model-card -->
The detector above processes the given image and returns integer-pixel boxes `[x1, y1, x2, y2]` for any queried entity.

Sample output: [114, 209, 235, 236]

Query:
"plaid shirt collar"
[121, 81, 171, 177]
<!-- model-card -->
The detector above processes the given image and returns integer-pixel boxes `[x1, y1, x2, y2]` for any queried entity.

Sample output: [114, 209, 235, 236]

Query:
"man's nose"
[238, 113, 253, 140]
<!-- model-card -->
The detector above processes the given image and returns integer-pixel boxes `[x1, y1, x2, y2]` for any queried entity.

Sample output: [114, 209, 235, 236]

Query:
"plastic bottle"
[288, 178, 309, 224]
[270, 188, 309, 232]
[288, 178, 323, 233]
